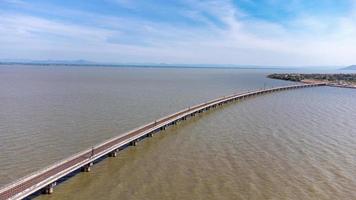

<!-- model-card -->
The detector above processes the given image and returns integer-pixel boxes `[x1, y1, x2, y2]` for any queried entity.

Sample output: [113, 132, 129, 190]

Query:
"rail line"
[0, 83, 325, 200]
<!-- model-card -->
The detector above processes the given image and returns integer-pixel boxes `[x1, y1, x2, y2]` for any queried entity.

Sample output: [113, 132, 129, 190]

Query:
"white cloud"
[1, 0, 26, 5]
[1, 0, 356, 66]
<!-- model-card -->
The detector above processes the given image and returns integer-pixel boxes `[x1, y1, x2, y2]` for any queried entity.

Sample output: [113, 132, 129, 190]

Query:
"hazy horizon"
[0, 58, 350, 70]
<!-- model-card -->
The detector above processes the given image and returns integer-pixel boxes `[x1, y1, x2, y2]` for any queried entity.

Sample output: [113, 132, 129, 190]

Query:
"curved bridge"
[0, 83, 325, 200]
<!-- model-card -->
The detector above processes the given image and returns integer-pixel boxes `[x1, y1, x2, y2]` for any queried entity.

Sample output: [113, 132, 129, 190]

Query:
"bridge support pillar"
[147, 132, 153, 137]
[131, 140, 138, 146]
[43, 182, 56, 194]
[160, 126, 166, 130]
[82, 162, 93, 172]
[109, 149, 119, 157]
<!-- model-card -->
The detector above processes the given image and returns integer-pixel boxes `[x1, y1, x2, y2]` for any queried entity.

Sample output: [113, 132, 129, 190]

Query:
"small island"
[268, 73, 356, 88]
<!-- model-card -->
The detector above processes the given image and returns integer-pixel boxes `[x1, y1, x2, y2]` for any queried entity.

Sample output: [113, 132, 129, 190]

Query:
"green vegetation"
[268, 73, 356, 88]
[268, 73, 356, 82]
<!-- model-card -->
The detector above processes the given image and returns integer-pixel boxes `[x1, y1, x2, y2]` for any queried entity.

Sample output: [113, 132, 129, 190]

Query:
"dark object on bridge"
[0, 83, 325, 200]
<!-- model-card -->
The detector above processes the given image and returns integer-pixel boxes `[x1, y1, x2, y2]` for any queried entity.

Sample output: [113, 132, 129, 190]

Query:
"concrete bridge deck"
[0, 83, 325, 200]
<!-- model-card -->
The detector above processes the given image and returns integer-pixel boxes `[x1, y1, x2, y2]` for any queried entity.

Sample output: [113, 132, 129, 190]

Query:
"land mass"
[342, 65, 356, 70]
[268, 73, 356, 89]
[0, 61, 292, 70]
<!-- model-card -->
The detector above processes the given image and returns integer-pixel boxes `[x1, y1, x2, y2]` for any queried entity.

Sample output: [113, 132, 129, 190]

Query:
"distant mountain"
[342, 65, 356, 70]
[34, 59, 95, 64]
[0, 59, 96, 65]
[0, 60, 296, 69]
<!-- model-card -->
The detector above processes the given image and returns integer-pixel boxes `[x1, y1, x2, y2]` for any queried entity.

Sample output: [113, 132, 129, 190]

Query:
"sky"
[0, 0, 356, 66]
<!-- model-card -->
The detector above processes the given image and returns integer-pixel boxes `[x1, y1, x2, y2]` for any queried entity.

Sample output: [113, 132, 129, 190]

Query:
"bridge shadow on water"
[23, 134, 159, 199]
[19, 85, 320, 199]
[23, 98, 242, 199]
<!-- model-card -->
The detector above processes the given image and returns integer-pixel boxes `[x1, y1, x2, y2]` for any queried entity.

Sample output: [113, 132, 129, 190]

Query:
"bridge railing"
[0, 146, 94, 194]
[0, 83, 325, 199]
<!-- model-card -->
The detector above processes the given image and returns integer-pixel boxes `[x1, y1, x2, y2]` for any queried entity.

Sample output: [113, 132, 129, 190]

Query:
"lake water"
[0, 66, 355, 199]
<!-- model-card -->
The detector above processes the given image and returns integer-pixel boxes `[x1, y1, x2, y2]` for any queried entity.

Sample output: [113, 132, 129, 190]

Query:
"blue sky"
[0, 0, 356, 66]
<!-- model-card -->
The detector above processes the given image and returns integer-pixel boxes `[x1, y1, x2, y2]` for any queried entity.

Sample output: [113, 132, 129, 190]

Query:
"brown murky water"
[0, 66, 355, 199]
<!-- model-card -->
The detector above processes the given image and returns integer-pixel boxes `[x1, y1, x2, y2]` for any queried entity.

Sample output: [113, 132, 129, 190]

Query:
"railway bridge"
[0, 83, 326, 200]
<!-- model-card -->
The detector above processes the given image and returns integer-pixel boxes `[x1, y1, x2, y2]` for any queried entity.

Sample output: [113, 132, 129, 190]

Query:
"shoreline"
[268, 73, 356, 89]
